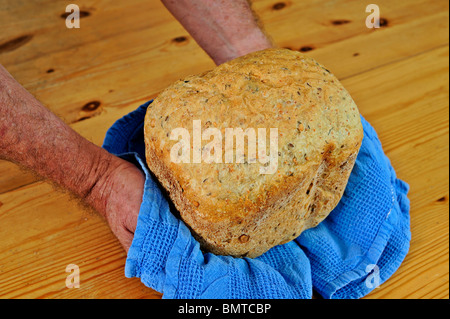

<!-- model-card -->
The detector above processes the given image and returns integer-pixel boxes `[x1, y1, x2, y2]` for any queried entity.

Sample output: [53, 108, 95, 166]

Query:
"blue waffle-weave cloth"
[102, 100, 411, 299]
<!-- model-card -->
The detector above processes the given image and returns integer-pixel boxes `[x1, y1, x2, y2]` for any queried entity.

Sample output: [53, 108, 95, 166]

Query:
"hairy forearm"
[0, 65, 121, 215]
[161, 0, 274, 65]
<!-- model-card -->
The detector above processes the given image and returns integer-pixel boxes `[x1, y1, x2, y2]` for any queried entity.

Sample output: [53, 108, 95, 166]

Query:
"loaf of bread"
[144, 48, 363, 258]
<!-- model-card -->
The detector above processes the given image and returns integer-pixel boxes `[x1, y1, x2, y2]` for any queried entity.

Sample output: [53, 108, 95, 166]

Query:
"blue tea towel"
[102, 101, 411, 299]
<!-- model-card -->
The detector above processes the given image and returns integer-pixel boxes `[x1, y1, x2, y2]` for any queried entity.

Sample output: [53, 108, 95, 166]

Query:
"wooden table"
[0, 0, 448, 299]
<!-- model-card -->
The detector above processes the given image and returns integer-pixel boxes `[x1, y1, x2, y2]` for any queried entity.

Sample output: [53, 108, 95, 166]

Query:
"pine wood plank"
[0, 0, 448, 299]
[1, 44, 447, 299]
[0, 0, 448, 195]
[0, 181, 162, 299]
[345, 46, 450, 299]
[0, 0, 447, 123]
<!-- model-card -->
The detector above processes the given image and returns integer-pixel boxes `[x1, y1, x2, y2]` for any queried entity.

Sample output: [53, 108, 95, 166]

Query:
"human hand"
[0, 64, 144, 252]
[161, 0, 274, 65]
[89, 158, 145, 252]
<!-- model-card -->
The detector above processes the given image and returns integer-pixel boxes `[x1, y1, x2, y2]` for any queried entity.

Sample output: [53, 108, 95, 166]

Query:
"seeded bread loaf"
[144, 48, 363, 258]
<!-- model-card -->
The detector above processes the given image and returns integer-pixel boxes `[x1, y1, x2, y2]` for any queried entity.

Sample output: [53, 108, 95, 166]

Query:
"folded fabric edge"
[125, 153, 184, 295]
[102, 101, 152, 155]
[101, 102, 202, 297]
[322, 178, 411, 299]
[322, 207, 396, 298]
[316, 115, 412, 299]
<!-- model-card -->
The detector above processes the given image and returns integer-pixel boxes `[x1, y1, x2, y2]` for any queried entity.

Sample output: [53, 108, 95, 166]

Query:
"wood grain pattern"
[0, 0, 448, 299]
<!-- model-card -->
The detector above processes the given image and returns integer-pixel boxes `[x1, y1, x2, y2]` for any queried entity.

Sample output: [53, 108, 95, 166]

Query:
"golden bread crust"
[144, 48, 363, 257]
